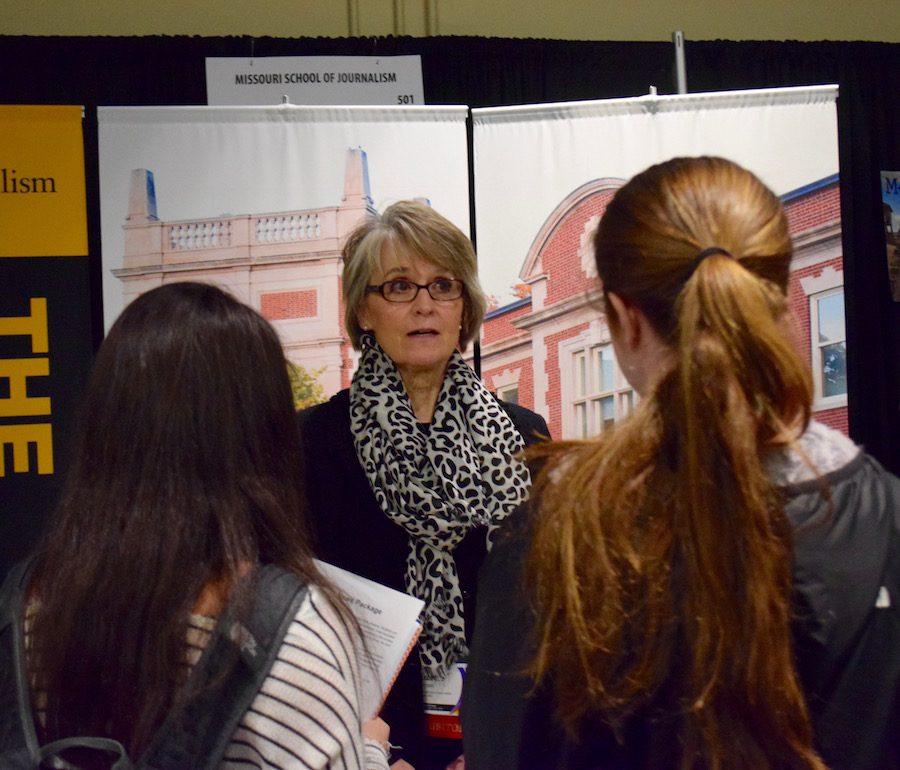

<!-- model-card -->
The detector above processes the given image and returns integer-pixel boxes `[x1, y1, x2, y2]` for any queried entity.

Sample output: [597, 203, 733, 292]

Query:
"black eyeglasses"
[365, 278, 464, 303]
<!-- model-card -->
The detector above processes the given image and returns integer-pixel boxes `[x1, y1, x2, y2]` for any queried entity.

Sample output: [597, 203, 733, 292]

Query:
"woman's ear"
[606, 292, 642, 353]
[606, 292, 672, 396]
[357, 304, 370, 332]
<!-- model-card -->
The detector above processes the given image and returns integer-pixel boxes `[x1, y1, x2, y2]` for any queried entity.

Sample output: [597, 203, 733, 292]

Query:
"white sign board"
[206, 55, 425, 106]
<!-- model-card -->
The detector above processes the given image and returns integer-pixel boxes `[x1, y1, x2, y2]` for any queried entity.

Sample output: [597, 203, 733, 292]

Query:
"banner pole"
[466, 109, 482, 379]
[673, 30, 688, 94]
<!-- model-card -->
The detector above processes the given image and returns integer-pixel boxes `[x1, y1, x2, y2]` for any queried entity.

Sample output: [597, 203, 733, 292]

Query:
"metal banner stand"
[673, 30, 688, 95]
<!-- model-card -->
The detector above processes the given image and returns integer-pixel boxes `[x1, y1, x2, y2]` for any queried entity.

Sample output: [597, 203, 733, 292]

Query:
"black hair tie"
[691, 246, 734, 273]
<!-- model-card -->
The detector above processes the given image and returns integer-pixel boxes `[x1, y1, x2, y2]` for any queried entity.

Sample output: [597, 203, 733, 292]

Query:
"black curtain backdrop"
[0, 35, 896, 489]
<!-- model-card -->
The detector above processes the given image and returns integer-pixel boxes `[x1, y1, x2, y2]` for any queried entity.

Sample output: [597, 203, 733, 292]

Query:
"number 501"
[397, 94, 415, 104]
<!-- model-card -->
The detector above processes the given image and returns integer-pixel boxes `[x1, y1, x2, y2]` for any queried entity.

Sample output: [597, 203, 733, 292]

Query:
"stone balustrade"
[254, 212, 322, 244]
[167, 219, 232, 251]
[120, 208, 345, 273]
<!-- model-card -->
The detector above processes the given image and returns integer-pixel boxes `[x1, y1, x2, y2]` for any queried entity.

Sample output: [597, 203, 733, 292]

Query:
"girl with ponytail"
[462, 157, 899, 770]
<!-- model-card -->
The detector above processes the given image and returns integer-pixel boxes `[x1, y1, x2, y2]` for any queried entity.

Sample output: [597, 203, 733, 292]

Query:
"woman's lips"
[408, 329, 438, 336]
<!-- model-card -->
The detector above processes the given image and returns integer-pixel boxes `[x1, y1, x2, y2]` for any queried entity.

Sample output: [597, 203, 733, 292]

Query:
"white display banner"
[98, 105, 468, 398]
[472, 85, 846, 439]
[206, 56, 425, 106]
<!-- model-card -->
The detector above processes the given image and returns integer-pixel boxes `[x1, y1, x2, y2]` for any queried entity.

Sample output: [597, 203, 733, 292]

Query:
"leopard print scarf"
[350, 334, 531, 679]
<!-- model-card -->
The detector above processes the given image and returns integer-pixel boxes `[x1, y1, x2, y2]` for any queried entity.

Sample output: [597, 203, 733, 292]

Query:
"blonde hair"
[341, 200, 487, 350]
[527, 157, 824, 769]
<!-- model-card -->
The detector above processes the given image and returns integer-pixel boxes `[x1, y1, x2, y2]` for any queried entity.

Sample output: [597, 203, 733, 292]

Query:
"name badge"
[423, 661, 467, 740]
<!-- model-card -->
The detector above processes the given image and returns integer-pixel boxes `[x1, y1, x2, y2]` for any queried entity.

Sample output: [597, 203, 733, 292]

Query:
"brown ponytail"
[526, 157, 825, 768]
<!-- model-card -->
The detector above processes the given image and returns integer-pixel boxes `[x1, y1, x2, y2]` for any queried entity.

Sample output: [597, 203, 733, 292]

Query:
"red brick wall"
[784, 185, 840, 234]
[261, 289, 317, 320]
[340, 341, 353, 390]
[482, 356, 535, 411]
[543, 190, 616, 306]
[786, 255, 848, 434]
[815, 407, 849, 435]
[544, 322, 590, 439]
[482, 301, 532, 346]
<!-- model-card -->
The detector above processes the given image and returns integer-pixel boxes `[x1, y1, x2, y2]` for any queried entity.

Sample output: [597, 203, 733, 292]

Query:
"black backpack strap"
[142, 565, 309, 770]
[37, 737, 133, 770]
[0, 558, 42, 768]
[0, 559, 33, 640]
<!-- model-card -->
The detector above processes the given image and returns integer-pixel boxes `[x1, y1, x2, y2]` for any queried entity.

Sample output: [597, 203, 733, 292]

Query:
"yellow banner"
[0, 105, 87, 257]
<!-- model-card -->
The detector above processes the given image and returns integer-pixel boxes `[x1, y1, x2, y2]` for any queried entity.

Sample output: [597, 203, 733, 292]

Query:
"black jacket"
[462, 427, 900, 770]
[297, 388, 549, 770]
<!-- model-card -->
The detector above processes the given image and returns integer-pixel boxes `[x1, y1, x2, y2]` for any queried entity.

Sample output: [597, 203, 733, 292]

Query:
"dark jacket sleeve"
[498, 400, 551, 446]
[789, 454, 900, 770]
[461, 405, 550, 769]
[461, 505, 538, 769]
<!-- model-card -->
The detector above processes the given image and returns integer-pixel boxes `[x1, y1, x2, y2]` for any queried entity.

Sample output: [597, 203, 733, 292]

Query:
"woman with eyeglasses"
[297, 200, 549, 770]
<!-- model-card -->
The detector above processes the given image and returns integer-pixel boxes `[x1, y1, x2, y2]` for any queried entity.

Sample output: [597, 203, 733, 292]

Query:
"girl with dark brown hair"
[462, 157, 899, 770]
[4, 283, 392, 769]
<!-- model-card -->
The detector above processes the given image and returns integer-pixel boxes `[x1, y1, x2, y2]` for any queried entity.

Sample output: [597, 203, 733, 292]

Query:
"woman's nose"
[412, 285, 436, 311]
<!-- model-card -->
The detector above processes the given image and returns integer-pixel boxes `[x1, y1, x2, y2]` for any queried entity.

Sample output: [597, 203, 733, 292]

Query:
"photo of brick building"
[115, 148, 376, 396]
[475, 174, 849, 439]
